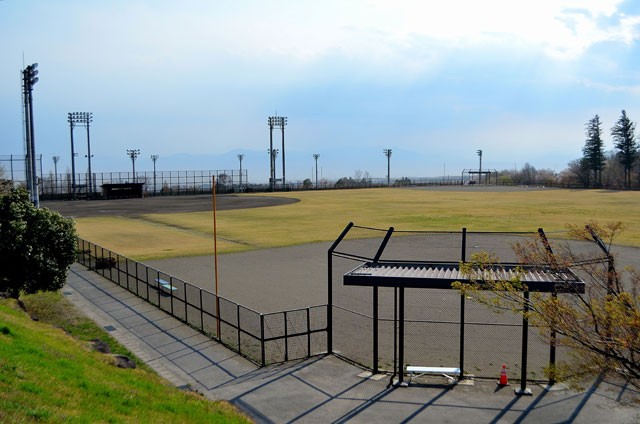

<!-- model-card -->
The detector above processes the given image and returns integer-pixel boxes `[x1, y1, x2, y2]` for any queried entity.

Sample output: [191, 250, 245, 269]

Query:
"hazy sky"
[2, 1, 640, 181]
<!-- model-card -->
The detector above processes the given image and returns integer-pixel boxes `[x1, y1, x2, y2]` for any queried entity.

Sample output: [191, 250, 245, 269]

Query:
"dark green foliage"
[583, 115, 605, 186]
[611, 110, 638, 188]
[0, 189, 77, 298]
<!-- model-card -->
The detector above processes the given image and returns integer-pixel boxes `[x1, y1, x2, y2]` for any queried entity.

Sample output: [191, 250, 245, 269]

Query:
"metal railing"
[76, 238, 327, 366]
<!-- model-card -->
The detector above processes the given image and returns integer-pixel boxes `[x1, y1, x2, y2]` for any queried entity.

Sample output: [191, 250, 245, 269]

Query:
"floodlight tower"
[237, 154, 245, 187]
[313, 153, 320, 189]
[67, 113, 77, 198]
[383, 149, 392, 187]
[22, 63, 39, 207]
[150, 154, 159, 194]
[267, 148, 279, 190]
[477, 149, 483, 184]
[267, 115, 287, 190]
[68, 112, 93, 197]
[127, 149, 140, 182]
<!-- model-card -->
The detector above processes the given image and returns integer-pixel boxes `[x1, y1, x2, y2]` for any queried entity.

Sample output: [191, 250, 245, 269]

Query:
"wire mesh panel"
[332, 305, 374, 369]
[286, 309, 309, 360]
[403, 288, 461, 371]
[201, 291, 218, 338]
[169, 277, 188, 322]
[309, 306, 328, 355]
[185, 284, 204, 329]
[465, 232, 536, 263]
[383, 231, 464, 263]
[263, 312, 286, 364]
[238, 305, 261, 359]
[218, 297, 239, 350]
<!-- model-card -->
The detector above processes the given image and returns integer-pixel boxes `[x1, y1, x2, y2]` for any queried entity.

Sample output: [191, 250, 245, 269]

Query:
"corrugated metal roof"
[344, 262, 585, 293]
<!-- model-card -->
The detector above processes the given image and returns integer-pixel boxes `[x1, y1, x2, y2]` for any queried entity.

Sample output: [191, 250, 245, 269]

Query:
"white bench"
[406, 366, 461, 383]
[156, 278, 177, 294]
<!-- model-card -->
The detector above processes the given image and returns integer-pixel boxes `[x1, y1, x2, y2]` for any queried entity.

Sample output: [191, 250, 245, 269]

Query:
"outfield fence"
[76, 238, 327, 366]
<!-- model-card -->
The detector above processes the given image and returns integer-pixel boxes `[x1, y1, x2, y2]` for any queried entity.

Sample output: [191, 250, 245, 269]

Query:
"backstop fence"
[40, 170, 248, 199]
[76, 238, 327, 366]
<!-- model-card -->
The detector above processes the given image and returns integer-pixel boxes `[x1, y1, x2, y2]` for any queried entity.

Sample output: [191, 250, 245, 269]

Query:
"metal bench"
[406, 366, 461, 384]
[155, 278, 177, 294]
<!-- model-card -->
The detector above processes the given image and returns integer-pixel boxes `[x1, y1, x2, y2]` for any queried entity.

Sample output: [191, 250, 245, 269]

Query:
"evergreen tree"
[610, 110, 638, 188]
[583, 115, 605, 186]
[0, 189, 77, 298]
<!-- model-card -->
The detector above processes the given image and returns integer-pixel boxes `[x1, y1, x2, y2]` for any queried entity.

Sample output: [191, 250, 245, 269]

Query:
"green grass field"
[75, 188, 640, 260]
[0, 293, 250, 423]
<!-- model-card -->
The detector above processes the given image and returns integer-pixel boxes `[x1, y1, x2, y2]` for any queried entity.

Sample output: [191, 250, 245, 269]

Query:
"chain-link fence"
[77, 238, 327, 366]
[38, 170, 248, 199]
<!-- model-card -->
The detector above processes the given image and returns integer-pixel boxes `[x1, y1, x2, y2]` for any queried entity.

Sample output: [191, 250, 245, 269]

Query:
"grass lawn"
[0, 293, 251, 423]
[75, 188, 640, 260]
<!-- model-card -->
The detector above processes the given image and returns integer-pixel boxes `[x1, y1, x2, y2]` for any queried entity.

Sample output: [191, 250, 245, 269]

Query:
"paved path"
[65, 263, 640, 423]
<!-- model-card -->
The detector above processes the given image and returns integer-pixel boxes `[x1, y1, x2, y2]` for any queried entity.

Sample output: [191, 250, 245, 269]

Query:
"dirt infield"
[43, 194, 298, 218]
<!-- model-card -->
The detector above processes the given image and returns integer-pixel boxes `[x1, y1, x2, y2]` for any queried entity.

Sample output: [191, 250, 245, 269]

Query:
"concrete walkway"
[65, 263, 640, 423]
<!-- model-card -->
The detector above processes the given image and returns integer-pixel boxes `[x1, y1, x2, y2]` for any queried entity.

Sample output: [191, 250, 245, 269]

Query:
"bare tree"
[456, 222, 640, 387]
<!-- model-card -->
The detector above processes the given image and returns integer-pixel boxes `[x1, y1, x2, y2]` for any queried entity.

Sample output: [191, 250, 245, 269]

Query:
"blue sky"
[2, 0, 640, 182]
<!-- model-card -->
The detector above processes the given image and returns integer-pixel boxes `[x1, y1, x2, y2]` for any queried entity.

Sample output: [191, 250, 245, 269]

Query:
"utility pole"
[150, 154, 159, 195]
[52, 156, 60, 195]
[313, 153, 320, 189]
[383, 149, 392, 187]
[237, 154, 244, 188]
[127, 149, 140, 182]
[477, 149, 483, 184]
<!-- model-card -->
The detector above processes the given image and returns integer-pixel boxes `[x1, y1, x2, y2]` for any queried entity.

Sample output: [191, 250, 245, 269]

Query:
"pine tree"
[611, 110, 638, 188]
[583, 115, 605, 187]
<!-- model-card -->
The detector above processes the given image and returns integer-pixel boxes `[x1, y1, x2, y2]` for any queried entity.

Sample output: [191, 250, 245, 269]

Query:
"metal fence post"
[307, 307, 312, 357]
[460, 227, 467, 377]
[237, 304, 241, 354]
[260, 314, 266, 367]
[199, 289, 204, 331]
[284, 311, 289, 362]
[327, 222, 354, 354]
[516, 291, 532, 395]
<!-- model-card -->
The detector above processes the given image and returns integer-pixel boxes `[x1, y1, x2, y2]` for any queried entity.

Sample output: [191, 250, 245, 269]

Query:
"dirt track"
[43, 194, 298, 218]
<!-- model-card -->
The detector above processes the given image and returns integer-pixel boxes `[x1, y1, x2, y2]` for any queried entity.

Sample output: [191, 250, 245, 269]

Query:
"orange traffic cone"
[498, 364, 509, 386]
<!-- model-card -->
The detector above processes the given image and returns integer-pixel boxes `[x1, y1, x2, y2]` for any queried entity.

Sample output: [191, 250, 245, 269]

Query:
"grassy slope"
[0, 293, 251, 424]
[75, 188, 640, 260]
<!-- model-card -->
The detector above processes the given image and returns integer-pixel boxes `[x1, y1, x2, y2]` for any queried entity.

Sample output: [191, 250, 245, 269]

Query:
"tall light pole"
[22, 63, 39, 207]
[67, 113, 77, 199]
[268, 115, 287, 190]
[477, 149, 483, 185]
[68, 112, 93, 197]
[52, 156, 60, 195]
[267, 148, 279, 190]
[127, 149, 140, 182]
[313, 153, 320, 189]
[383, 149, 392, 187]
[150, 154, 159, 195]
[237, 154, 244, 188]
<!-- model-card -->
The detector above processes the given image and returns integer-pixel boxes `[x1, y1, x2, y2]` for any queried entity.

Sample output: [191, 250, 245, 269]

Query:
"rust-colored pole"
[212, 176, 221, 338]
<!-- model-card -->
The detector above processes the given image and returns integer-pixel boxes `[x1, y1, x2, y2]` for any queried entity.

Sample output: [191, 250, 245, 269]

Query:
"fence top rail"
[77, 237, 324, 318]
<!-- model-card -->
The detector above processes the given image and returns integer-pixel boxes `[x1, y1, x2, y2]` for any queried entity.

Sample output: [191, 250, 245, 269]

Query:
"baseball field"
[46, 186, 640, 261]
[44, 186, 640, 378]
